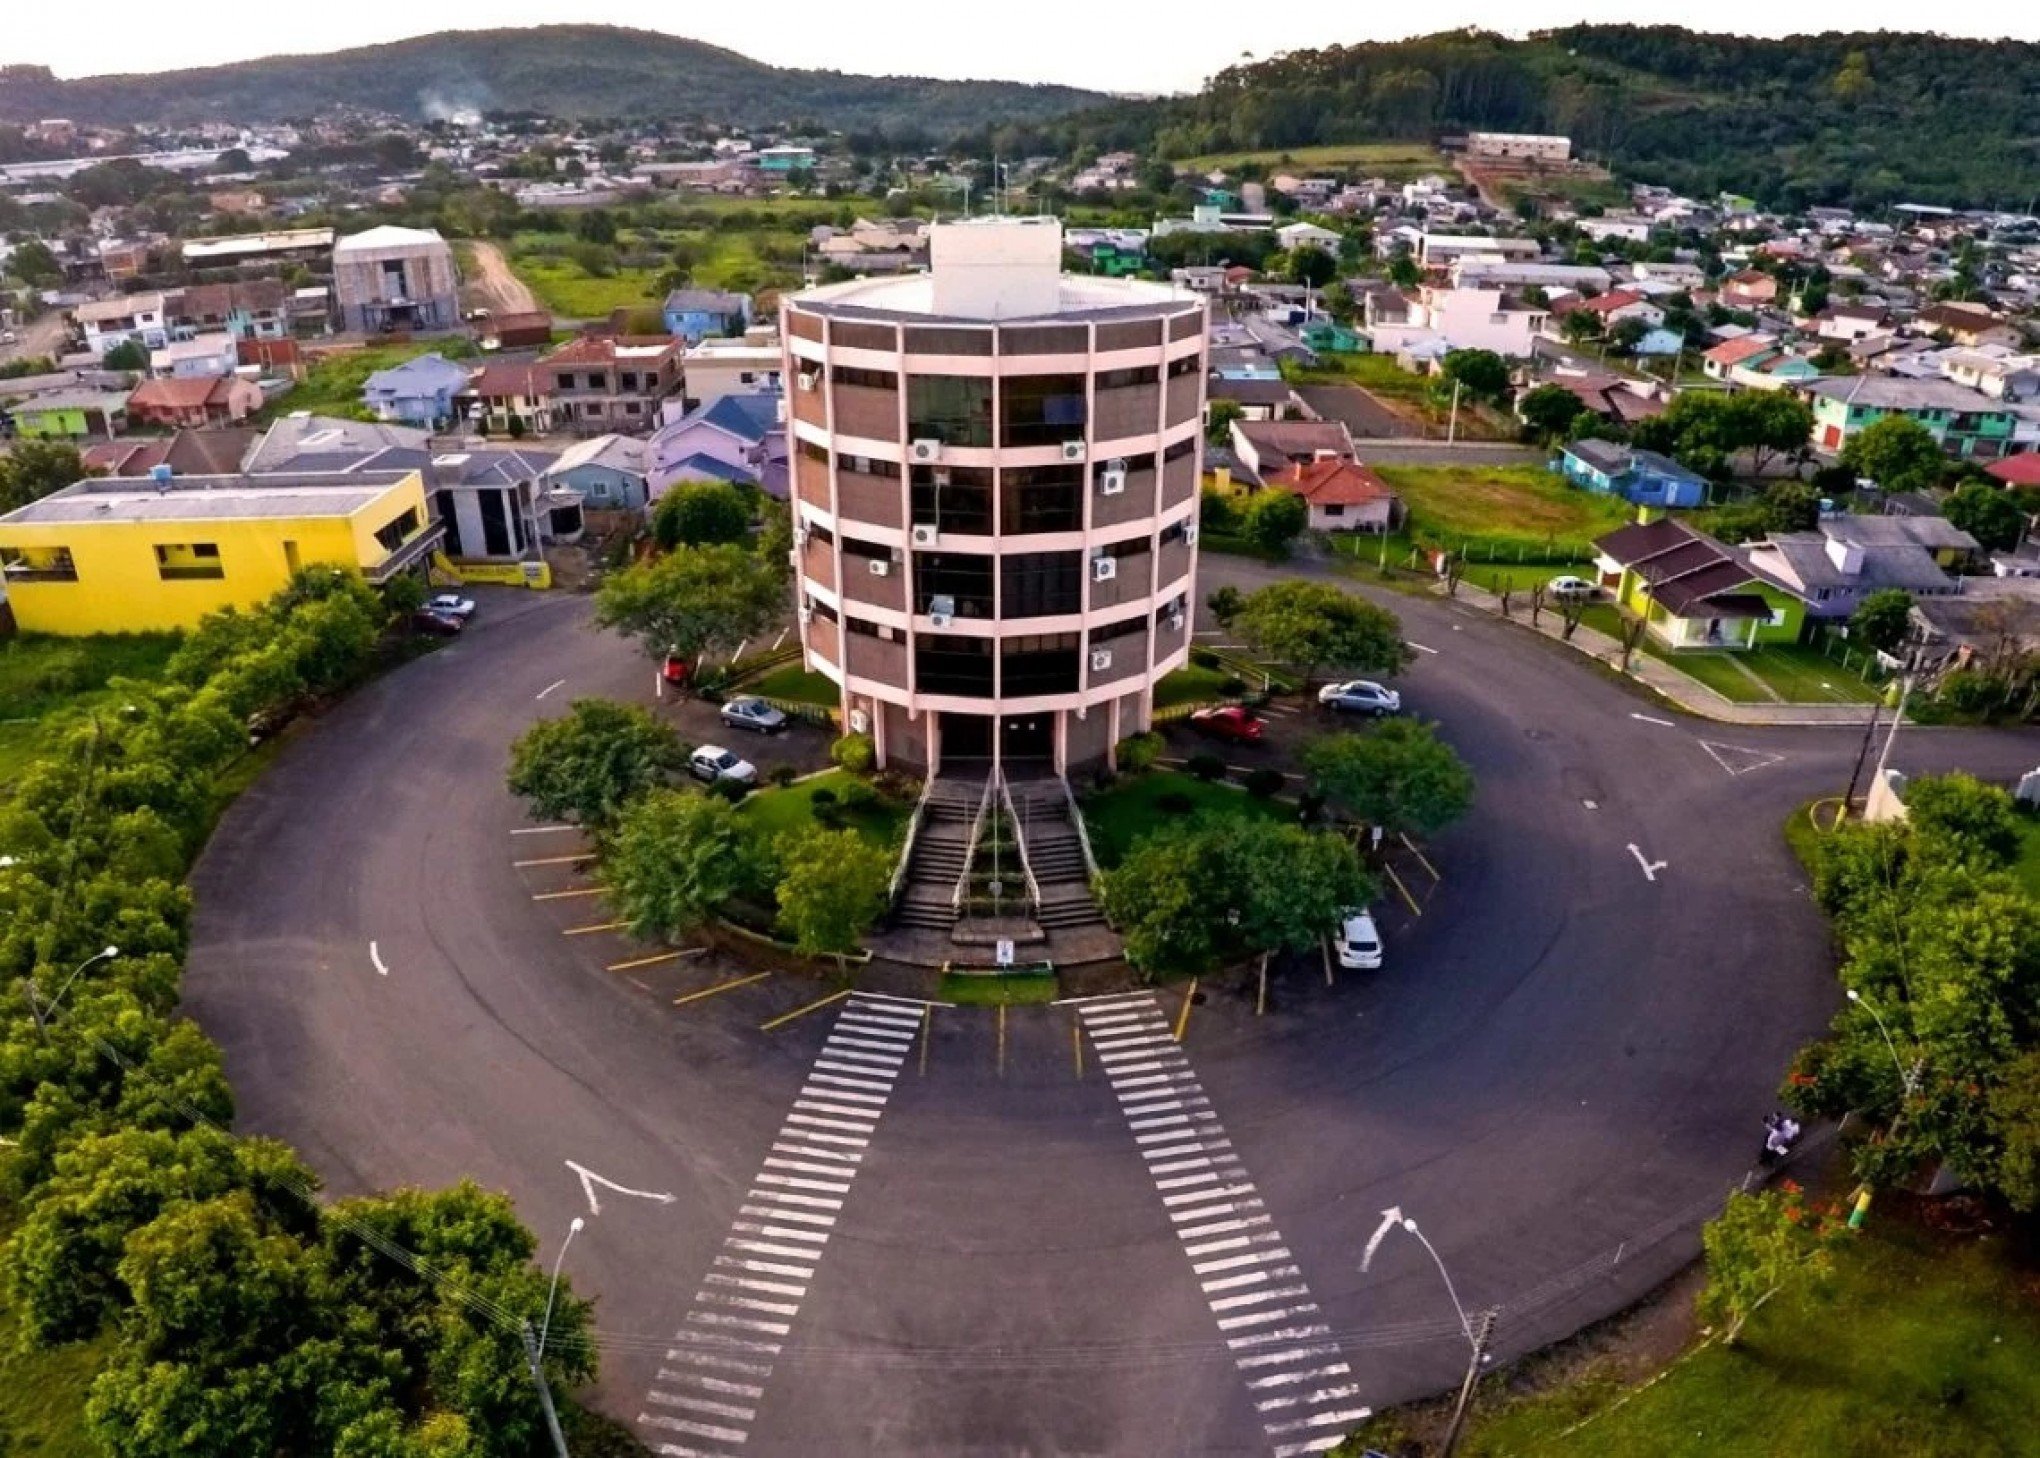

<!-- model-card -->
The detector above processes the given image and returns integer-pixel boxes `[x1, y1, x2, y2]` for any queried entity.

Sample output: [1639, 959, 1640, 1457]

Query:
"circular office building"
[783, 218, 1207, 775]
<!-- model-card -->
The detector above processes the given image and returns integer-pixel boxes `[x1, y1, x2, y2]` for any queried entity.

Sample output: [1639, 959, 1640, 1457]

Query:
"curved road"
[185, 576, 2038, 1455]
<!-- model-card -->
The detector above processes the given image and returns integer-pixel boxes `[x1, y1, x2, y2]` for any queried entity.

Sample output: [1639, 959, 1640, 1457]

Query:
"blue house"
[1558, 439, 1709, 509]
[662, 289, 754, 344]
[361, 352, 472, 429]
[545, 433, 650, 512]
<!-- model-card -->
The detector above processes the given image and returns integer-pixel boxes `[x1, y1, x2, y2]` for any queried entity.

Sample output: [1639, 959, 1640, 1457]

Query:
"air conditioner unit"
[929, 610, 954, 629]
[849, 708, 870, 734]
[798, 604, 813, 625]
[911, 523, 940, 548]
[868, 558, 892, 577]
[1090, 648, 1113, 671]
[1107, 457, 1129, 474]
[910, 438, 943, 463]
[1092, 555, 1118, 582]
[1100, 468, 1127, 496]
[1166, 611, 1186, 633]
[793, 523, 809, 546]
[928, 594, 955, 617]
[1060, 440, 1087, 463]
[1182, 523, 1199, 545]
[796, 372, 817, 392]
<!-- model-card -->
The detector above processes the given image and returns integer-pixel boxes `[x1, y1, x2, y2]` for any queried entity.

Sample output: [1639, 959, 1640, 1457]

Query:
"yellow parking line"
[607, 950, 688, 973]
[996, 1003, 1007, 1077]
[1073, 1014, 1085, 1077]
[1398, 833, 1441, 882]
[760, 987, 852, 1032]
[673, 971, 770, 1007]
[564, 920, 627, 936]
[1173, 978, 1199, 1042]
[919, 1004, 932, 1077]
[514, 852, 595, 868]
[532, 887, 602, 902]
[1383, 862, 1423, 917]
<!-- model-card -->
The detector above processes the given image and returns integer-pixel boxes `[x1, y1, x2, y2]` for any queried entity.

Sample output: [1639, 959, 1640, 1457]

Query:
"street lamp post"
[32, 944, 118, 1029]
[523, 1215, 583, 1458]
[1361, 1209, 1496, 1458]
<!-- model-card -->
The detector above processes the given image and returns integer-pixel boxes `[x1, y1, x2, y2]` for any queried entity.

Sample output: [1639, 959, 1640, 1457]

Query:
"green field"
[1663, 645, 1884, 706]
[0, 633, 181, 786]
[1154, 663, 1238, 710]
[737, 769, 910, 850]
[747, 664, 841, 707]
[1177, 142, 1447, 177]
[256, 341, 473, 424]
[1444, 1224, 2040, 1458]
[1080, 769, 1286, 869]
[1377, 465, 1632, 552]
[507, 254, 663, 320]
[505, 221, 808, 321]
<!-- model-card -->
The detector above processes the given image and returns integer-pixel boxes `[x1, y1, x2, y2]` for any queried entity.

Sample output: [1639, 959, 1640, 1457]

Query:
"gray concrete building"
[332, 226, 459, 334]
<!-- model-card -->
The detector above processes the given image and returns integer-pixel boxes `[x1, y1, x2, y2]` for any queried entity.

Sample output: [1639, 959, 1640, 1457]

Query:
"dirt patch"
[462, 240, 543, 318]
[1298, 383, 1422, 439]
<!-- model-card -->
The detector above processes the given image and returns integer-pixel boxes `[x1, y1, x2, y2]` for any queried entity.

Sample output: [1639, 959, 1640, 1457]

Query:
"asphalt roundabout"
[184, 578, 2040, 1456]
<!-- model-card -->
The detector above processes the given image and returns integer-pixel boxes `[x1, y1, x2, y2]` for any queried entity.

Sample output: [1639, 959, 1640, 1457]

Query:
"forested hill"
[0, 26, 1105, 139]
[1031, 26, 2040, 211]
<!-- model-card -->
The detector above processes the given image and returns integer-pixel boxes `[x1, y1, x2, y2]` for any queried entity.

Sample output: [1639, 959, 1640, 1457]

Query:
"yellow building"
[0, 469, 442, 635]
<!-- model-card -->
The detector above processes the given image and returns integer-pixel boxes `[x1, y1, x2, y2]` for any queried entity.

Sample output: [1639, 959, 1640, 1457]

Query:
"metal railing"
[1061, 773, 1102, 882]
[951, 774, 997, 914]
[1000, 769, 1045, 911]
[886, 774, 935, 908]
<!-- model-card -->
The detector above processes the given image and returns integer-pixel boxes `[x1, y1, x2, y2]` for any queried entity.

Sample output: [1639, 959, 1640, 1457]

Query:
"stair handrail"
[887, 771, 936, 908]
[1000, 767, 1045, 910]
[1062, 772, 1102, 882]
[951, 772, 996, 913]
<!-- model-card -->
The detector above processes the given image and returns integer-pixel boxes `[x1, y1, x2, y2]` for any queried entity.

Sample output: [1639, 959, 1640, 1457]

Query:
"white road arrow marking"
[1627, 844, 1668, 882]
[369, 941, 389, 977]
[1629, 712, 1675, 728]
[566, 1159, 677, 1217]
[1359, 1205, 1404, 1274]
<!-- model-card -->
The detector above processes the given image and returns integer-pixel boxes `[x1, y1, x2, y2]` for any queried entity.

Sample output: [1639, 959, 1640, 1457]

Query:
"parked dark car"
[412, 608, 465, 637]
[1188, 704, 1267, 743]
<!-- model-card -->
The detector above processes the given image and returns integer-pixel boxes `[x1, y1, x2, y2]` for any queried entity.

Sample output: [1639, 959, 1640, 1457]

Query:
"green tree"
[9, 238, 61, 287]
[1697, 1187, 1836, 1345]
[1232, 580, 1410, 683]
[0, 439, 88, 512]
[1517, 383, 1588, 442]
[1206, 398, 1246, 446]
[505, 698, 682, 830]
[602, 789, 763, 939]
[594, 542, 786, 665]
[1728, 391, 1815, 476]
[1902, 773, 2022, 866]
[1241, 489, 1309, 557]
[1438, 348, 1509, 402]
[1095, 817, 1372, 976]
[101, 339, 150, 372]
[1941, 480, 2026, 553]
[1205, 585, 1245, 632]
[1385, 254, 1419, 289]
[1987, 1050, 2040, 1212]
[1848, 587, 1913, 654]
[1762, 480, 1821, 533]
[651, 480, 752, 549]
[1303, 721, 1475, 837]
[1841, 415, 1944, 495]
[1286, 246, 1337, 290]
[774, 826, 892, 964]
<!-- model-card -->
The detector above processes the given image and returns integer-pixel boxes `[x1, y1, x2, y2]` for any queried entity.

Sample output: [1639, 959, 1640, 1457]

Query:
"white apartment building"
[1366, 286, 1550, 359]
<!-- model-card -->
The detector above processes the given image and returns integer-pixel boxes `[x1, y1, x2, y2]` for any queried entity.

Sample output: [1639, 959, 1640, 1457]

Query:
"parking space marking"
[514, 852, 596, 868]
[565, 920, 629, 936]
[671, 972, 772, 1008]
[1407, 641, 1439, 655]
[760, 987, 855, 1033]
[608, 950, 691, 973]
[532, 886, 603, 902]
[536, 677, 567, 700]
[511, 824, 579, 836]
[639, 995, 916, 1455]
[1080, 995, 1369, 1457]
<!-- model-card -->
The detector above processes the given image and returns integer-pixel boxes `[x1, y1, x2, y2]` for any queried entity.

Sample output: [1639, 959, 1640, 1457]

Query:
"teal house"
[1300, 318, 1363, 354]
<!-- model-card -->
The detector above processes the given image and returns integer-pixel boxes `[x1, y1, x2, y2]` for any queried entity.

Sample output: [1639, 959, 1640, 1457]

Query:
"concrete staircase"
[892, 777, 984, 932]
[1008, 778, 1107, 931]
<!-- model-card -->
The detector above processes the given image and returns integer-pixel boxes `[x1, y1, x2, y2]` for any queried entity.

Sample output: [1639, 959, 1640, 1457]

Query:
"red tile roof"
[542, 334, 679, 367]
[1702, 335, 1775, 367]
[128, 375, 233, 410]
[1276, 456, 1397, 507]
[1985, 453, 2040, 487]
[1574, 289, 1646, 315]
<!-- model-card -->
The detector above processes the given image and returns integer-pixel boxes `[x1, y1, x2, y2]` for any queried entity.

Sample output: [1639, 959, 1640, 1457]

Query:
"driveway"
[183, 575, 2038, 1456]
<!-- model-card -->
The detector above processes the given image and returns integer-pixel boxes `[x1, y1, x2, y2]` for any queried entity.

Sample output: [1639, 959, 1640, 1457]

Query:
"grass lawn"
[0, 633, 181, 787]
[254, 341, 472, 424]
[939, 970, 1058, 1005]
[507, 254, 663, 319]
[1735, 644, 1884, 705]
[747, 664, 840, 707]
[1453, 1224, 2040, 1458]
[1292, 352, 1436, 401]
[0, 1208, 109, 1458]
[1081, 769, 1287, 868]
[1457, 560, 1597, 594]
[1376, 465, 1631, 553]
[1178, 142, 1446, 176]
[737, 769, 910, 850]
[1153, 663, 1238, 710]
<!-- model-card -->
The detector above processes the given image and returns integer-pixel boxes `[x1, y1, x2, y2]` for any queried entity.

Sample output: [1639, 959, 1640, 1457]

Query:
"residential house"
[1985, 454, 2040, 489]
[1268, 456, 1401, 533]
[150, 333, 240, 380]
[1940, 348, 2040, 404]
[1414, 234, 1542, 269]
[1536, 372, 1666, 428]
[647, 391, 785, 498]
[1592, 516, 1806, 649]
[1909, 302, 2020, 349]
[1701, 334, 1777, 382]
[545, 434, 651, 513]
[1630, 260, 1708, 290]
[661, 288, 753, 344]
[1205, 377, 1300, 423]
[1557, 439, 1709, 508]
[1299, 318, 1363, 355]
[0, 469, 440, 635]
[362, 353, 472, 429]
[1731, 350, 1822, 392]
[1274, 221, 1341, 254]
[1365, 285, 1548, 359]
[87, 429, 257, 479]
[1228, 419, 1356, 485]
[1744, 514, 1977, 621]
[1454, 260, 1613, 294]
[681, 336, 783, 413]
[428, 447, 577, 556]
[1903, 578, 2040, 683]
[3, 390, 128, 439]
[1718, 270, 1778, 310]
[542, 335, 683, 436]
[1812, 302, 1889, 343]
[126, 375, 264, 429]
[1557, 289, 1664, 330]
[468, 361, 554, 436]
[74, 292, 170, 357]
[1805, 376, 2019, 459]
[170, 281, 289, 341]
[474, 311, 553, 350]
[332, 226, 459, 334]
[1576, 215, 1654, 244]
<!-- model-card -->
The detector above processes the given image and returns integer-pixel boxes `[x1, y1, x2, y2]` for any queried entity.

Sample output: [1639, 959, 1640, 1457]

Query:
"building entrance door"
[940, 711, 993, 768]
[999, 712, 1054, 763]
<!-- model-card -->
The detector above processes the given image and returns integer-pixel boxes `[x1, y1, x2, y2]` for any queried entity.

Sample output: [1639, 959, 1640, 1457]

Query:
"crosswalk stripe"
[645, 1389, 759, 1422]
[638, 1412, 750, 1445]
[662, 1371, 766, 1400]
[1246, 1362, 1351, 1390]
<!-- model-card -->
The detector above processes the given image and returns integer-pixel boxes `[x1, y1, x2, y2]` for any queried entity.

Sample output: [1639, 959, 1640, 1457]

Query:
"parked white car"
[688, 745, 758, 786]
[1334, 908, 1383, 971]
[1547, 575, 1596, 599]
[425, 593, 477, 620]
[1318, 679, 1402, 716]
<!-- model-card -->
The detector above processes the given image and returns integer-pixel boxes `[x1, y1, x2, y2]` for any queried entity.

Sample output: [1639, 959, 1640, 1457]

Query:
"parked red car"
[1188, 705, 1266, 743]
[411, 608, 465, 637]
[661, 652, 692, 686]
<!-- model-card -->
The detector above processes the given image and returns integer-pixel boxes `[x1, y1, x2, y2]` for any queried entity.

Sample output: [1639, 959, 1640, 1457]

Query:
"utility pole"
[1439, 1307, 1498, 1458]
[522, 1320, 571, 1458]
[1447, 377, 1462, 445]
[1839, 689, 1885, 816]
[1866, 674, 1914, 803]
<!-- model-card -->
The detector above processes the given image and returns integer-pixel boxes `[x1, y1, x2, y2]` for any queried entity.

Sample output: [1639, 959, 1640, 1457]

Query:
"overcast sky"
[14, 2, 2038, 96]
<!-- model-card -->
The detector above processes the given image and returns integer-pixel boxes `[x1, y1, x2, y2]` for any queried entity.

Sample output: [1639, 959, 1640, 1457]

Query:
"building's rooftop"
[334, 225, 448, 254]
[1806, 376, 2006, 412]
[1, 470, 417, 527]
[181, 228, 334, 262]
[244, 414, 432, 474]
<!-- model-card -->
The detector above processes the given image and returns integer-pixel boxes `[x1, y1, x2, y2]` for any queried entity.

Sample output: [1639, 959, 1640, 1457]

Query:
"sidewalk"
[1442, 581, 1877, 726]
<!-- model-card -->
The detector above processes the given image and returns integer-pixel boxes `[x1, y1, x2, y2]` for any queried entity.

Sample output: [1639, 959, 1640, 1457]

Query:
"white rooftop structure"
[334, 225, 447, 254]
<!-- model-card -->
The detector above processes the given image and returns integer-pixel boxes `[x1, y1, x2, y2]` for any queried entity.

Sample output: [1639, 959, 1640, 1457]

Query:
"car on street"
[720, 696, 789, 734]
[410, 608, 464, 636]
[688, 745, 758, 787]
[1547, 574, 1597, 599]
[425, 593, 477, 620]
[1188, 704, 1266, 743]
[1318, 679, 1401, 716]
[1334, 908, 1383, 970]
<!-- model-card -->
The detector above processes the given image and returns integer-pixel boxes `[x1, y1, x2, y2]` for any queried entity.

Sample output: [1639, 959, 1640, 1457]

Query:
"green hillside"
[0, 26, 1105, 138]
